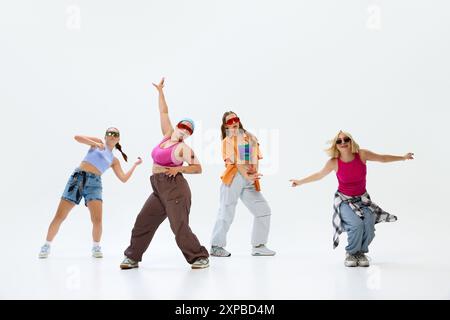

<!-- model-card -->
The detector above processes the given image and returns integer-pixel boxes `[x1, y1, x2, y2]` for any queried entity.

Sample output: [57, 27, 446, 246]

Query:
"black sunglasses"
[106, 131, 120, 138]
[336, 137, 351, 145]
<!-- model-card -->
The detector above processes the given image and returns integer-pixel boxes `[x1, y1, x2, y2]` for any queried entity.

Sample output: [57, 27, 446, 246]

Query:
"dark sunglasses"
[106, 131, 120, 138]
[177, 122, 193, 135]
[225, 116, 240, 126]
[336, 137, 351, 145]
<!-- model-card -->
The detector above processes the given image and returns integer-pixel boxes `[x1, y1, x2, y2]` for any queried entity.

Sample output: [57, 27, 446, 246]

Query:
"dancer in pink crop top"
[290, 130, 414, 267]
[151, 136, 184, 167]
[121, 78, 209, 271]
[336, 153, 367, 196]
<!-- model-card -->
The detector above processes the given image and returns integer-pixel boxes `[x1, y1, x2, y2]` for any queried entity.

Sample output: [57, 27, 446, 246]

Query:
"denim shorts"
[61, 169, 103, 206]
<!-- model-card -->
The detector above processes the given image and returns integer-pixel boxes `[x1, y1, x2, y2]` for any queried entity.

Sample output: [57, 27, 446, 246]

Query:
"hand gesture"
[164, 166, 181, 178]
[247, 172, 263, 182]
[152, 77, 165, 92]
[290, 179, 302, 187]
[403, 153, 414, 160]
[94, 142, 105, 150]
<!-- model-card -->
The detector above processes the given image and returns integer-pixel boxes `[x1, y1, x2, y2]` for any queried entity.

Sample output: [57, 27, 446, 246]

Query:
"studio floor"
[2, 249, 449, 300]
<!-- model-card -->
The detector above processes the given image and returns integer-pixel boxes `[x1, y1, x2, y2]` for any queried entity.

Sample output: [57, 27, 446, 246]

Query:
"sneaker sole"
[120, 264, 139, 270]
[191, 264, 210, 269]
[38, 255, 48, 259]
[344, 262, 358, 267]
[210, 253, 231, 257]
[357, 262, 370, 267]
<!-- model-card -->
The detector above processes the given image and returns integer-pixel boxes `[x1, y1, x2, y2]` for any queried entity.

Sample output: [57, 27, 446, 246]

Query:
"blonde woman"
[290, 131, 413, 267]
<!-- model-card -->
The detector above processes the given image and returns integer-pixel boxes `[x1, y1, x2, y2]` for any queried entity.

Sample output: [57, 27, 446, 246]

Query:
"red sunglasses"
[177, 122, 193, 135]
[225, 116, 240, 126]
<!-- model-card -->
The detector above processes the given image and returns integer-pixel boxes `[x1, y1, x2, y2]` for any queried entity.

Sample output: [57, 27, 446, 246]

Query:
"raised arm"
[290, 159, 336, 187]
[111, 157, 143, 183]
[360, 149, 414, 163]
[152, 77, 174, 137]
[74, 135, 104, 149]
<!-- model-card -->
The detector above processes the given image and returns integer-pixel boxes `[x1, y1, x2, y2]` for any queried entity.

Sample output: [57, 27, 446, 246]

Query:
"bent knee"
[346, 221, 364, 232]
[253, 205, 271, 218]
[53, 216, 66, 224]
[91, 217, 103, 225]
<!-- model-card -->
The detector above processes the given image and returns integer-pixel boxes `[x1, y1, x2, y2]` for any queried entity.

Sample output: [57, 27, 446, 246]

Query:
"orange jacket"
[220, 133, 262, 191]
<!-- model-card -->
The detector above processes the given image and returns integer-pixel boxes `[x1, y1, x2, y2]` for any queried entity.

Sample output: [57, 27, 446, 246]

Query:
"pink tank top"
[336, 153, 367, 196]
[151, 137, 183, 167]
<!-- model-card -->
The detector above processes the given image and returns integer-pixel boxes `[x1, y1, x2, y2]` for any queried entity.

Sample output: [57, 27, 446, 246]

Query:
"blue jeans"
[61, 169, 102, 206]
[339, 202, 375, 255]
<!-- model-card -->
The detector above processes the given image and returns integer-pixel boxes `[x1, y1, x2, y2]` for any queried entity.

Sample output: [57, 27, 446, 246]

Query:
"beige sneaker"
[191, 258, 210, 269]
[120, 257, 139, 270]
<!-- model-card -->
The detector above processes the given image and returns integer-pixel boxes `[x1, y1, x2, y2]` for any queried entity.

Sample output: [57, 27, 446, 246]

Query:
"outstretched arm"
[152, 77, 174, 137]
[360, 149, 414, 163]
[74, 135, 104, 149]
[290, 159, 336, 187]
[111, 157, 143, 183]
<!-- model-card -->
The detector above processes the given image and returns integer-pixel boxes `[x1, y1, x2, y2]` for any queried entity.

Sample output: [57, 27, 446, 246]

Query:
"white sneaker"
[210, 246, 231, 257]
[355, 252, 370, 267]
[92, 245, 103, 258]
[252, 245, 276, 256]
[345, 252, 358, 267]
[38, 244, 51, 259]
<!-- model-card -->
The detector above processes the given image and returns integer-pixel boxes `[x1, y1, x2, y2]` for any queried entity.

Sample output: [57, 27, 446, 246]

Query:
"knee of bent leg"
[347, 220, 364, 233]
[253, 200, 271, 218]
[91, 215, 102, 225]
[218, 202, 238, 221]
[365, 211, 376, 227]
[54, 211, 68, 223]
[344, 215, 364, 231]
[169, 218, 189, 236]
[366, 220, 376, 237]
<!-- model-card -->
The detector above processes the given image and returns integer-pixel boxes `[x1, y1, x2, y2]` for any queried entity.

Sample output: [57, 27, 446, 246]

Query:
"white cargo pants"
[211, 172, 271, 247]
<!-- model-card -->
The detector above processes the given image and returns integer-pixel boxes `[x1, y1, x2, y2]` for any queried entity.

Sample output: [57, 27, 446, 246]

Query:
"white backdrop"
[1, 0, 449, 299]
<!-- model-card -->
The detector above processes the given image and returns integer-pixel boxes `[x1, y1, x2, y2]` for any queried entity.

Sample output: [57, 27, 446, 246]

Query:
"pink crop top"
[151, 137, 183, 167]
[336, 153, 367, 196]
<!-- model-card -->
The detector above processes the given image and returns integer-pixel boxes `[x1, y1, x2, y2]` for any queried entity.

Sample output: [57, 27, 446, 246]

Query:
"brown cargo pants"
[124, 173, 209, 264]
